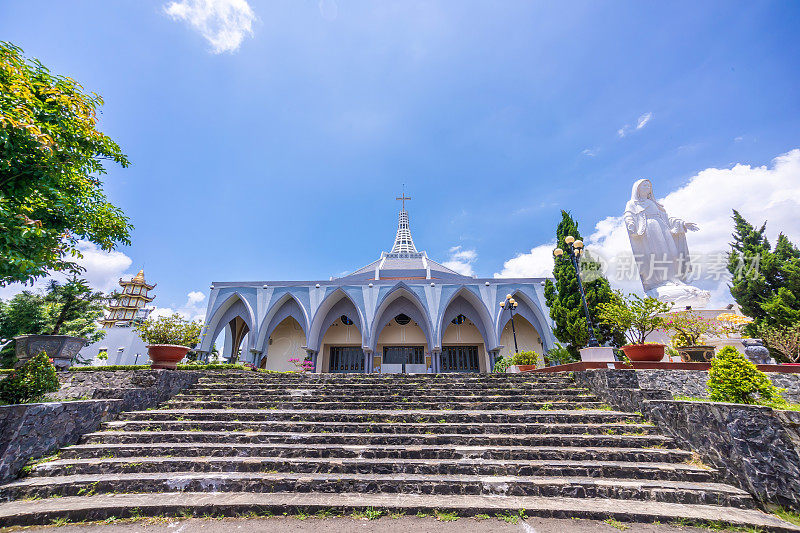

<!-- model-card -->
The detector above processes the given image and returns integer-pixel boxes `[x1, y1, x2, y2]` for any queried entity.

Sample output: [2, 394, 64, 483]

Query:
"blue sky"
[1, 0, 799, 315]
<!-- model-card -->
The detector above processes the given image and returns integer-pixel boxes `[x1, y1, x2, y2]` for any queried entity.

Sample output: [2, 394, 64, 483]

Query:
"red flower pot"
[516, 365, 537, 372]
[621, 343, 665, 362]
[148, 344, 190, 370]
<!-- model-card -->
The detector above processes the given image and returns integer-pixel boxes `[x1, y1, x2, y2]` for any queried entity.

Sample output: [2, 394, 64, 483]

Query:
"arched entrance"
[375, 313, 429, 373]
[441, 314, 485, 372]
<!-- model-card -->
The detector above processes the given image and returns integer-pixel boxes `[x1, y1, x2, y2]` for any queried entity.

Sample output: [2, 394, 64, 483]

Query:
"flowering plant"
[663, 310, 734, 347]
[288, 357, 314, 372]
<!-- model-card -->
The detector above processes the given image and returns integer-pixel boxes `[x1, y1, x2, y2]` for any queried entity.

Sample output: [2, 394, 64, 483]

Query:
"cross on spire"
[396, 192, 411, 211]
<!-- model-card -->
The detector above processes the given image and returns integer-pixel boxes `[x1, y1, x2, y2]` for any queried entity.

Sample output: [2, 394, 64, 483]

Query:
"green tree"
[728, 211, 800, 343]
[0, 277, 106, 367]
[0, 41, 132, 286]
[544, 211, 624, 354]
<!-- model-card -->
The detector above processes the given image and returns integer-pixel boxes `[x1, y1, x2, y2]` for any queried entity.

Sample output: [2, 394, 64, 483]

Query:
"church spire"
[391, 192, 418, 254]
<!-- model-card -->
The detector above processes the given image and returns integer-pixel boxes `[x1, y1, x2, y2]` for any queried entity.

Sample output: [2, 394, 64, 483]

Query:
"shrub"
[134, 313, 202, 347]
[493, 356, 513, 373]
[0, 352, 60, 405]
[707, 346, 786, 407]
[512, 351, 540, 366]
[545, 343, 578, 366]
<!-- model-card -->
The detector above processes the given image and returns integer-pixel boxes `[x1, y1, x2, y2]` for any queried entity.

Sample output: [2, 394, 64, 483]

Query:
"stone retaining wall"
[52, 370, 202, 411]
[0, 400, 121, 482]
[573, 368, 800, 509]
[633, 369, 800, 403]
[0, 370, 203, 482]
[649, 401, 800, 509]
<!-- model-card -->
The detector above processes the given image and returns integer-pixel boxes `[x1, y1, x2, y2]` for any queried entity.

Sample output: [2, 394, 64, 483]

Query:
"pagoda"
[101, 270, 156, 328]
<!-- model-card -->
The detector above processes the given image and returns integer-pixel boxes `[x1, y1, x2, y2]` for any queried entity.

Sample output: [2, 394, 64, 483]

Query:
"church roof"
[337, 200, 471, 282]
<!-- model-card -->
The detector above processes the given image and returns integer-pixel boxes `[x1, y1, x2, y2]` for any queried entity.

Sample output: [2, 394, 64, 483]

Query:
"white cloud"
[0, 241, 133, 300]
[582, 148, 598, 157]
[164, 0, 256, 54]
[152, 291, 207, 322]
[187, 291, 206, 305]
[636, 112, 653, 130]
[494, 242, 555, 279]
[618, 112, 653, 137]
[495, 148, 800, 308]
[443, 246, 477, 277]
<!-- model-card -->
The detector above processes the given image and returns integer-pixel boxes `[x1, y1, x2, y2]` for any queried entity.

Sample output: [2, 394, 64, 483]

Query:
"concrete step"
[1, 492, 796, 531]
[82, 430, 675, 448]
[59, 442, 696, 463]
[102, 419, 659, 436]
[119, 408, 644, 425]
[162, 400, 605, 410]
[178, 389, 595, 399]
[29, 456, 715, 482]
[0, 472, 754, 508]
[186, 384, 585, 393]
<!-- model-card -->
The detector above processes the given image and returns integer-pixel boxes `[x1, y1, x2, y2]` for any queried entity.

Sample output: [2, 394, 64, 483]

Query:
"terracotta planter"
[621, 343, 665, 362]
[148, 344, 190, 370]
[677, 345, 716, 362]
[516, 364, 537, 372]
[14, 334, 87, 370]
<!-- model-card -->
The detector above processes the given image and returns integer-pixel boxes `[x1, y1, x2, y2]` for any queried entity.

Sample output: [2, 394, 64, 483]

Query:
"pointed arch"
[308, 288, 366, 352]
[200, 291, 256, 353]
[255, 292, 310, 353]
[495, 289, 556, 351]
[368, 283, 434, 352]
[436, 286, 497, 349]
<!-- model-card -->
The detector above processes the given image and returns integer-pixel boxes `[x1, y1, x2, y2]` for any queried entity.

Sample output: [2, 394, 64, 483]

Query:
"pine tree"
[727, 211, 800, 341]
[544, 211, 624, 354]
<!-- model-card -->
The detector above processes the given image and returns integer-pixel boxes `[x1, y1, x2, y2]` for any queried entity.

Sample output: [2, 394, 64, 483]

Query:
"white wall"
[262, 317, 306, 371]
[498, 316, 544, 366]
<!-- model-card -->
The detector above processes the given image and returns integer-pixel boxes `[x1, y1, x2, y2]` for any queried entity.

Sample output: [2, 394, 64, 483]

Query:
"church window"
[394, 314, 411, 325]
[451, 314, 467, 325]
[340, 315, 353, 325]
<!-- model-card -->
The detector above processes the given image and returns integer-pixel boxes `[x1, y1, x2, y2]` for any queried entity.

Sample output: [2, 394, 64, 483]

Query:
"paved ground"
[2, 516, 742, 532]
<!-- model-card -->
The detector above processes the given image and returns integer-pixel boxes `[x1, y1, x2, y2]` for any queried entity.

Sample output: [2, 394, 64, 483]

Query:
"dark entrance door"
[441, 345, 480, 372]
[383, 346, 424, 373]
[329, 346, 364, 373]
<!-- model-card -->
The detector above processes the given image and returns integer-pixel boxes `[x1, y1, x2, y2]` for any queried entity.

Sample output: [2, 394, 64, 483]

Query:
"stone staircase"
[0, 371, 796, 531]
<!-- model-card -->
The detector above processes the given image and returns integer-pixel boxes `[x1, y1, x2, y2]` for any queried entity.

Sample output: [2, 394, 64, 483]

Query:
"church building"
[198, 196, 556, 373]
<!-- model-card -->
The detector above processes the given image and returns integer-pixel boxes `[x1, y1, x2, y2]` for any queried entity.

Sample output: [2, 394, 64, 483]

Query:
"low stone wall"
[634, 369, 800, 403]
[573, 368, 800, 509]
[0, 370, 203, 482]
[0, 400, 121, 482]
[52, 370, 202, 411]
[649, 401, 800, 509]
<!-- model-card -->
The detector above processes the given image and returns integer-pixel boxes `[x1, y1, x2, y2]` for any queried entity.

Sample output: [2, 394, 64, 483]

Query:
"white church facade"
[198, 196, 556, 373]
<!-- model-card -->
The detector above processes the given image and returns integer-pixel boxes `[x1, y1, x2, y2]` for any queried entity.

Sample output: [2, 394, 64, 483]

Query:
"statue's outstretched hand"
[685, 222, 699, 232]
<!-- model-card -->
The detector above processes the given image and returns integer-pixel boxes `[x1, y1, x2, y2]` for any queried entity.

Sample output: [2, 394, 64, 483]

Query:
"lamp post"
[553, 236, 600, 348]
[499, 294, 519, 354]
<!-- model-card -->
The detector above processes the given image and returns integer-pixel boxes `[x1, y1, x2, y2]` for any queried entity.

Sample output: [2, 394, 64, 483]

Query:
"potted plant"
[134, 313, 202, 369]
[8, 278, 106, 370]
[597, 292, 671, 362]
[759, 322, 800, 365]
[663, 310, 733, 362]
[510, 351, 541, 372]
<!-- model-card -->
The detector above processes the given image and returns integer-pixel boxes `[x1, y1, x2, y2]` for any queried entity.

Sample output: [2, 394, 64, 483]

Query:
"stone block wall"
[649, 401, 800, 509]
[52, 370, 202, 411]
[634, 369, 800, 403]
[572, 368, 800, 509]
[0, 400, 121, 482]
[0, 370, 203, 482]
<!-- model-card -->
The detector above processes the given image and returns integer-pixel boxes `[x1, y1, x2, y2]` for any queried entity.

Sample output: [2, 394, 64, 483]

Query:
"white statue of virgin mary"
[624, 179, 710, 308]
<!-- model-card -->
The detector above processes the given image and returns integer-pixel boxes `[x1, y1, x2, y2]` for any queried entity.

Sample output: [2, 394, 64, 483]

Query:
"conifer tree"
[544, 211, 623, 354]
[727, 210, 800, 339]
